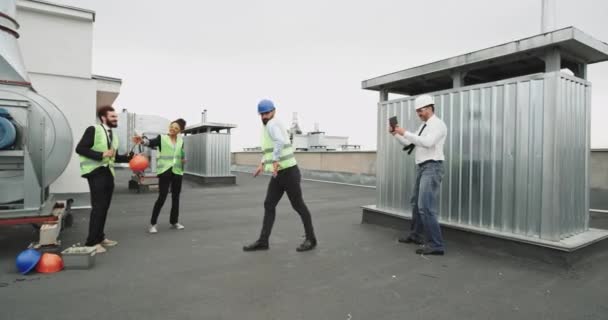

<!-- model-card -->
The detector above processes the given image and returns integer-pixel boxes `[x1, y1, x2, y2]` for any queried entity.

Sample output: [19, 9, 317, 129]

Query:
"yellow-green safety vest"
[79, 125, 119, 176]
[261, 126, 297, 172]
[157, 134, 184, 175]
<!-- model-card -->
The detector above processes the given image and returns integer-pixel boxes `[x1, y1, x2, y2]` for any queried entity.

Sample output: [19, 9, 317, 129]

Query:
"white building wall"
[17, 1, 93, 79]
[324, 136, 349, 150]
[293, 135, 309, 150]
[16, 1, 96, 196]
[291, 134, 349, 151]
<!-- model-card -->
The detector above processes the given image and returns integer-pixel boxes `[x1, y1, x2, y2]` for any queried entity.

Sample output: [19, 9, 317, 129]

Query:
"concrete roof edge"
[361, 26, 608, 91]
[92, 74, 122, 83]
[18, 0, 95, 22]
[571, 27, 608, 62]
[185, 122, 238, 131]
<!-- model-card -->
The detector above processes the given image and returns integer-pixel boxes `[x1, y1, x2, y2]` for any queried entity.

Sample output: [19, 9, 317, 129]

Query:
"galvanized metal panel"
[480, 87, 493, 228]
[376, 72, 591, 241]
[184, 133, 231, 177]
[584, 79, 592, 230]
[553, 74, 590, 238]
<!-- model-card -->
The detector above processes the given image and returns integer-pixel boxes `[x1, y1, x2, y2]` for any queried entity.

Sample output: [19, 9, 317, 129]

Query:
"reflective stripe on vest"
[261, 126, 297, 172]
[157, 134, 184, 175]
[262, 144, 292, 153]
[263, 154, 295, 165]
[79, 125, 118, 176]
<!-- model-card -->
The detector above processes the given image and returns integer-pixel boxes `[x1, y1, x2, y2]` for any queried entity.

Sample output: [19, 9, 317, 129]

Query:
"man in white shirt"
[390, 94, 446, 255]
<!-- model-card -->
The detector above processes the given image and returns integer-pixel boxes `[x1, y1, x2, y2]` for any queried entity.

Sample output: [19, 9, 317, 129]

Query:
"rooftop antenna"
[201, 109, 207, 123]
[541, 0, 556, 33]
[290, 112, 302, 134]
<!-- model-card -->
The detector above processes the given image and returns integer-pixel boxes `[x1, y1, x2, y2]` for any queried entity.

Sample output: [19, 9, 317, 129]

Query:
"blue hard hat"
[16, 249, 41, 275]
[257, 99, 275, 114]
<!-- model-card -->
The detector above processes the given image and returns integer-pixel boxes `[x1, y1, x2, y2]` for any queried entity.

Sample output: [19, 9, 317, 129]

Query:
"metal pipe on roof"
[0, 0, 30, 85]
[541, 0, 556, 33]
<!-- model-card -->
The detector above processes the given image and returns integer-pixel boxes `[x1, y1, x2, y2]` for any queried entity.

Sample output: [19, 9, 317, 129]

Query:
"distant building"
[245, 113, 360, 152]
[115, 108, 170, 156]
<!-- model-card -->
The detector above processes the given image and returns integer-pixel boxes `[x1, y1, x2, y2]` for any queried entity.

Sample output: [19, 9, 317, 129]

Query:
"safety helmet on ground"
[15, 249, 41, 275]
[257, 99, 275, 114]
[414, 95, 434, 110]
[36, 253, 63, 273]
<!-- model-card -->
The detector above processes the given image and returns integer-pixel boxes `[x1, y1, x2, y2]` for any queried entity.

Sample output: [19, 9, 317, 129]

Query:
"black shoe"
[296, 239, 317, 252]
[243, 240, 269, 252]
[415, 247, 444, 255]
[398, 236, 424, 245]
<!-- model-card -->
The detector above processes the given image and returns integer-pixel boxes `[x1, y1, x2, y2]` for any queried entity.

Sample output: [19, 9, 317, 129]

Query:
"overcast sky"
[53, 0, 608, 150]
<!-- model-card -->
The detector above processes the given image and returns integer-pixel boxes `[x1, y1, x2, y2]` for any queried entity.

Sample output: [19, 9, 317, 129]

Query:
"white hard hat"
[414, 95, 434, 110]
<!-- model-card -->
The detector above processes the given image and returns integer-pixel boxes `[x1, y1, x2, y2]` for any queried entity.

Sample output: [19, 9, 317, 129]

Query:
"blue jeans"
[409, 161, 445, 251]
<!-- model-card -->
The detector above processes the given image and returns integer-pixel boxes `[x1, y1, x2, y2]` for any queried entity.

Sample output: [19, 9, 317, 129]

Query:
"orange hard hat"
[129, 154, 149, 172]
[36, 253, 63, 273]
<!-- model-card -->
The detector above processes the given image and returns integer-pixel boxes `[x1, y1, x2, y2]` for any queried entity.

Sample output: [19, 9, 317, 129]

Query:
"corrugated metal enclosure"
[363, 27, 608, 247]
[377, 72, 590, 241]
[182, 114, 236, 184]
[184, 133, 232, 177]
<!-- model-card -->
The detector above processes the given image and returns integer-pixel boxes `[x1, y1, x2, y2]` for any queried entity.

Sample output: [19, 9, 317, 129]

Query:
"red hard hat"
[36, 253, 63, 273]
[129, 154, 149, 172]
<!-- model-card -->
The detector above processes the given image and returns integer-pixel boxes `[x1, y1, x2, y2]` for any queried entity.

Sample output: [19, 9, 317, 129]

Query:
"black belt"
[418, 160, 443, 167]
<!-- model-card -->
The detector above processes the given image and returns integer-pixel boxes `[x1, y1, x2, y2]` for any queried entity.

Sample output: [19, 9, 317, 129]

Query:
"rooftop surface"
[1, 171, 607, 319]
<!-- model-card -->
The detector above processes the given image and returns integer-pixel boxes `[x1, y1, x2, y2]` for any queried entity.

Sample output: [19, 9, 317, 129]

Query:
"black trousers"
[259, 165, 316, 242]
[151, 169, 183, 225]
[85, 167, 115, 246]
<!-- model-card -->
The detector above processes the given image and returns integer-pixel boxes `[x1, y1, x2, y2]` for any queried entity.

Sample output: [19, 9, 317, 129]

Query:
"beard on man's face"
[107, 120, 118, 128]
[262, 118, 270, 125]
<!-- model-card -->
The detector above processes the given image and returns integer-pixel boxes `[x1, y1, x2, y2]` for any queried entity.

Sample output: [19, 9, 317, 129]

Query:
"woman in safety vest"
[134, 119, 187, 234]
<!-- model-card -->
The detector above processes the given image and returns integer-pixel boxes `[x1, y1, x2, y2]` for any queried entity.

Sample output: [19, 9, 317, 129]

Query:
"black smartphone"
[389, 116, 398, 130]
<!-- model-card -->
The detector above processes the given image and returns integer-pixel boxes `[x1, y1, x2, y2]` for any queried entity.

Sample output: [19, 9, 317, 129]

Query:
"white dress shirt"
[261, 118, 290, 163]
[393, 114, 447, 164]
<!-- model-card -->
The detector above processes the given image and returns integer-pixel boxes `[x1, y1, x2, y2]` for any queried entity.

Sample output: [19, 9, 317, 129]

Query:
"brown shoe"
[94, 244, 107, 254]
[101, 239, 118, 247]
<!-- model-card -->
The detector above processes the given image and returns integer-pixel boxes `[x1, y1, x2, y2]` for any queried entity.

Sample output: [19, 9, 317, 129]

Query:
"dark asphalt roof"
[1, 170, 607, 320]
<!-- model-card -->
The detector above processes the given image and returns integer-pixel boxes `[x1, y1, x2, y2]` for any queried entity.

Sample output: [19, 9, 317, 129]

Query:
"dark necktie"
[106, 128, 113, 148]
[403, 124, 427, 154]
